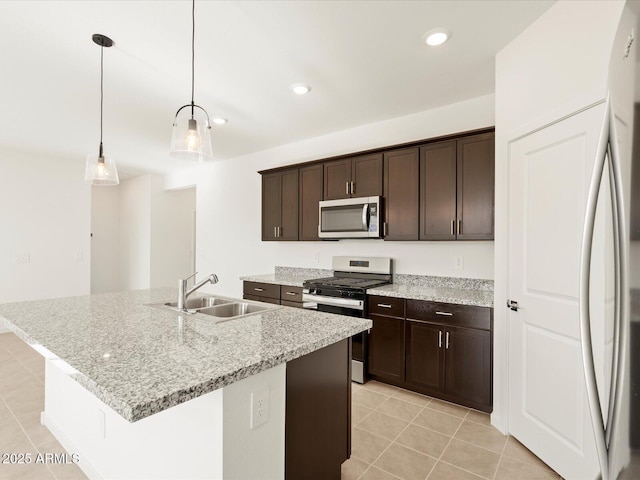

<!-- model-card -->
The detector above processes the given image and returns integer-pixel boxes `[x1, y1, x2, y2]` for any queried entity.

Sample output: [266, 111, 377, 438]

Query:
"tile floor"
[0, 331, 635, 480]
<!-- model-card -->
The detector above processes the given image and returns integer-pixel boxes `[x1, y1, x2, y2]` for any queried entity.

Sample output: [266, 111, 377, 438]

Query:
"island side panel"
[285, 338, 350, 480]
[43, 358, 224, 479]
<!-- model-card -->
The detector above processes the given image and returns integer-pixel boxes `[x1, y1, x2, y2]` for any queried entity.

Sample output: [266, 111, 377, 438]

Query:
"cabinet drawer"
[406, 300, 491, 330]
[243, 281, 280, 300]
[281, 300, 303, 308]
[368, 295, 405, 318]
[280, 285, 303, 302]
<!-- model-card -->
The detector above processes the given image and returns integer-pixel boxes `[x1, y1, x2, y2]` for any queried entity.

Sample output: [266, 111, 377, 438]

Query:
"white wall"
[166, 94, 496, 299]
[119, 175, 152, 290]
[91, 185, 120, 293]
[0, 149, 90, 334]
[150, 180, 195, 288]
[494, 0, 625, 434]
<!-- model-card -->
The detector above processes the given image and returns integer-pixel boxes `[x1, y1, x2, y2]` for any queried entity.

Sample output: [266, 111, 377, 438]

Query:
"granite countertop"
[0, 288, 371, 423]
[241, 267, 495, 308]
[369, 284, 494, 308]
[240, 266, 332, 287]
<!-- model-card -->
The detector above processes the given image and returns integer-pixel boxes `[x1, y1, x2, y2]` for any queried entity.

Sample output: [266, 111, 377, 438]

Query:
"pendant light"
[85, 34, 119, 186]
[170, 0, 213, 162]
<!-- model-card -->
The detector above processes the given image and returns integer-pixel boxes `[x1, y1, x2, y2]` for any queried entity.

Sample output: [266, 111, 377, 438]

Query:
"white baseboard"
[42, 411, 103, 480]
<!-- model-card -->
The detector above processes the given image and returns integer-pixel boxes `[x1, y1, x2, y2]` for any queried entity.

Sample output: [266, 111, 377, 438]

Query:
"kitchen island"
[0, 288, 370, 479]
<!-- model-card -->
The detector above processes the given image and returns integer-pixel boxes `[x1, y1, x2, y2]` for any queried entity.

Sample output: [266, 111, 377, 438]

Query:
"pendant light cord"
[191, 0, 195, 116]
[99, 43, 104, 157]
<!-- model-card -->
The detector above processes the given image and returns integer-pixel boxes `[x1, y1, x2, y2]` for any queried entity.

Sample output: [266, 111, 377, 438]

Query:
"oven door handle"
[302, 293, 364, 310]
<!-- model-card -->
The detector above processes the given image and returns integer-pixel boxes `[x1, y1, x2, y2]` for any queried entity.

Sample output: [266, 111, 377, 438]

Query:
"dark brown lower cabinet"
[367, 297, 493, 413]
[286, 338, 350, 480]
[405, 320, 445, 393]
[368, 314, 405, 383]
[445, 326, 492, 408]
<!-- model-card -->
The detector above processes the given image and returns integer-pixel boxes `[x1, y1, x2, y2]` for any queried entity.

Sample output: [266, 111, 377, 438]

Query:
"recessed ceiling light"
[212, 117, 228, 125]
[423, 29, 451, 47]
[290, 83, 311, 95]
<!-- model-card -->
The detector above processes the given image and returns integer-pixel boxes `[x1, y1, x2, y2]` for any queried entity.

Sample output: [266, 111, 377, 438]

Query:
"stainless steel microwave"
[318, 196, 382, 239]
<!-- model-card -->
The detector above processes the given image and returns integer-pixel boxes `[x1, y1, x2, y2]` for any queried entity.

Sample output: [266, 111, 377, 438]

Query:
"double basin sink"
[154, 295, 281, 322]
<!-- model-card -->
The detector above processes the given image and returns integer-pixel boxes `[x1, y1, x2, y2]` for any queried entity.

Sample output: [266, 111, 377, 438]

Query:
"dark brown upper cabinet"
[298, 164, 323, 241]
[262, 169, 299, 241]
[420, 132, 495, 240]
[383, 148, 420, 240]
[324, 153, 383, 200]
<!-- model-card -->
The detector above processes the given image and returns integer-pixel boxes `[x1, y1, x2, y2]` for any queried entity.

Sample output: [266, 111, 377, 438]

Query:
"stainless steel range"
[303, 256, 392, 383]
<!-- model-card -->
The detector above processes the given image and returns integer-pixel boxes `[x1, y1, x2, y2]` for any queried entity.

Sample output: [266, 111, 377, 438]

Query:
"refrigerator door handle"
[579, 97, 610, 480]
[604, 98, 629, 479]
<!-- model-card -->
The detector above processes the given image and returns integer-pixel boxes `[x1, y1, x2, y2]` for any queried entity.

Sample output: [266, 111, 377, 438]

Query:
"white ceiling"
[0, 0, 554, 177]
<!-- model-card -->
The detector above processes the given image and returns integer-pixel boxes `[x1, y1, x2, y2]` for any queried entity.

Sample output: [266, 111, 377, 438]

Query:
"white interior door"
[508, 103, 607, 479]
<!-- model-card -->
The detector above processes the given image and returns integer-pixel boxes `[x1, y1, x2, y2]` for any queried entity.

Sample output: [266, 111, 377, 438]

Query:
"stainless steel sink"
[198, 302, 271, 318]
[164, 297, 232, 309]
[148, 295, 281, 322]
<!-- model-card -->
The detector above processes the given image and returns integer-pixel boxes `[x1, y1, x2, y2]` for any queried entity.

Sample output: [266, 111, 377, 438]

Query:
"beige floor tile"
[376, 397, 423, 422]
[392, 389, 432, 407]
[351, 427, 392, 464]
[0, 462, 56, 480]
[341, 456, 369, 480]
[353, 403, 374, 425]
[358, 411, 409, 441]
[46, 462, 88, 480]
[503, 437, 554, 471]
[19, 358, 45, 377]
[395, 424, 451, 458]
[412, 408, 462, 436]
[466, 410, 491, 426]
[374, 443, 436, 480]
[361, 466, 402, 480]
[427, 461, 486, 480]
[353, 389, 389, 410]
[362, 380, 400, 396]
[426, 399, 469, 419]
[495, 455, 560, 480]
[440, 439, 500, 479]
[454, 420, 507, 454]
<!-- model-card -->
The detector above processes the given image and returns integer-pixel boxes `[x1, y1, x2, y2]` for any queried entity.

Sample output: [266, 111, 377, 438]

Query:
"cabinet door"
[368, 314, 405, 382]
[405, 320, 445, 393]
[420, 141, 457, 240]
[280, 169, 299, 240]
[383, 148, 419, 240]
[456, 133, 494, 240]
[352, 153, 383, 197]
[262, 172, 281, 241]
[445, 326, 491, 407]
[299, 164, 323, 241]
[324, 158, 352, 200]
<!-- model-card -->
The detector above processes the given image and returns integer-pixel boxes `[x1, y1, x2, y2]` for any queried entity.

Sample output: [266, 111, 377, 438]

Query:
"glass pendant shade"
[170, 109, 213, 162]
[84, 154, 119, 186]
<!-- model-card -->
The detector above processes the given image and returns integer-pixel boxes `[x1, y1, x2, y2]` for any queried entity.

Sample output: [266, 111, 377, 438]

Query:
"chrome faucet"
[177, 272, 219, 312]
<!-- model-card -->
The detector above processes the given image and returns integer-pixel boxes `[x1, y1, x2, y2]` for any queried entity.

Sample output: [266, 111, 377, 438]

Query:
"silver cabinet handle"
[451, 220, 455, 236]
[351, 181, 355, 195]
[438, 330, 443, 348]
[377, 303, 392, 308]
[274, 226, 277, 238]
[435, 311, 453, 316]
[346, 181, 350, 195]
[383, 222, 388, 237]
[254, 288, 264, 292]
[457, 219, 461, 235]
[445, 331, 450, 349]
[285, 292, 297, 296]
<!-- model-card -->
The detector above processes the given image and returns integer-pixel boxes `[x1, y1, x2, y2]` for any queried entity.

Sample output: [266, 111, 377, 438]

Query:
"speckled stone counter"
[0, 288, 371, 423]
[370, 274, 494, 308]
[240, 266, 331, 287]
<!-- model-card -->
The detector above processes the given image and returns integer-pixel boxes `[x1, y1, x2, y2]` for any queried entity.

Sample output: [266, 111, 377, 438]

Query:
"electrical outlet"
[14, 253, 30, 264]
[250, 387, 269, 430]
[453, 256, 464, 269]
[96, 409, 106, 439]
[313, 252, 319, 263]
